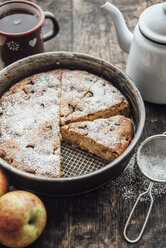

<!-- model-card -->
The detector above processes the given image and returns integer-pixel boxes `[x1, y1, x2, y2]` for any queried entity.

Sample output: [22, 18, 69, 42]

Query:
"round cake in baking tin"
[0, 69, 133, 178]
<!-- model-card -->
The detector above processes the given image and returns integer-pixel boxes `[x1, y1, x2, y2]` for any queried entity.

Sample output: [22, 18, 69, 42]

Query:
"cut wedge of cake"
[63, 78, 130, 124]
[61, 115, 133, 161]
[0, 71, 62, 177]
[60, 70, 98, 124]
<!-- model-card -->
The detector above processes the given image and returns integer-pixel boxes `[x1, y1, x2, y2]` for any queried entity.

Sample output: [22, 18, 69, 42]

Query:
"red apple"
[0, 190, 47, 248]
[0, 169, 9, 196]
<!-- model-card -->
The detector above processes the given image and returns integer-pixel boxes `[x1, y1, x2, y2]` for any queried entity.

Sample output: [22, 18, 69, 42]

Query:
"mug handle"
[42, 11, 60, 42]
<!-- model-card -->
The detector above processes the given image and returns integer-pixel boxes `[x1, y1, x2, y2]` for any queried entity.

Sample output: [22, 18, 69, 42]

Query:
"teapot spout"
[101, 2, 133, 53]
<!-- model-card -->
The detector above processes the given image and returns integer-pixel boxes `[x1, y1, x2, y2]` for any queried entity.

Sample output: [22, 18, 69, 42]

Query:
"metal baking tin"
[0, 52, 145, 196]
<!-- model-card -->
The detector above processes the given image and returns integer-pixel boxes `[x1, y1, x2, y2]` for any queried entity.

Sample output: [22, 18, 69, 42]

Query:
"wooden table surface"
[1, 0, 166, 247]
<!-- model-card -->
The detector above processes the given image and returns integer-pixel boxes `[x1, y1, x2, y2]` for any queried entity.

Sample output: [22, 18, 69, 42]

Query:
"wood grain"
[0, 0, 166, 247]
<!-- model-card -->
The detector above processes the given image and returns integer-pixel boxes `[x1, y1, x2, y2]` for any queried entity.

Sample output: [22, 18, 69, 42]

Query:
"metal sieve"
[124, 131, 166, 243]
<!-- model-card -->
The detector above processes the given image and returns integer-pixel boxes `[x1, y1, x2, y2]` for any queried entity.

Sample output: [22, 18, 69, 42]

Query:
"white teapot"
[101, 2, 166, 104]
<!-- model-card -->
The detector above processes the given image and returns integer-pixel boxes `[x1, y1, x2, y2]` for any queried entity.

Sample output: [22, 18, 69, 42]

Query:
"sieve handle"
[123, 182, 154, 243]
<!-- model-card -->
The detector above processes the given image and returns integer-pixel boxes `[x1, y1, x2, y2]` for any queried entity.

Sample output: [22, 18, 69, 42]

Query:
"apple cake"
[60, 70, 98, 123]
[0, 69, 133, 178]
[0, 71, 62, 177]
[61, 115, 133, 161]
[61, 77, 130, 125]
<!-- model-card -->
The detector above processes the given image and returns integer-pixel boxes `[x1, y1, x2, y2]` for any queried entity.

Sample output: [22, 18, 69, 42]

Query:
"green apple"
[0, 169, 9, 197]
[0, 190, 47, 248]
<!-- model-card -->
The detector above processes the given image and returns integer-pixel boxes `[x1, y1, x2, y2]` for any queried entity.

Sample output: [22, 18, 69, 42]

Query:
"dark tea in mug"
[0, 0, 59, 66]
[0, 9, 40, 34]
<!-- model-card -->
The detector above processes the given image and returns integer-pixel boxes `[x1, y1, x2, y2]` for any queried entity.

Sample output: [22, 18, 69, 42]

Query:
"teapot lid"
[139, 2, 166, 44]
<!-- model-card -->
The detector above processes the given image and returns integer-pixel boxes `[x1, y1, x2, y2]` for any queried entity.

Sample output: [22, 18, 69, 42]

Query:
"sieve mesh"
[61, 141, 108, 177]
[138, 135, 166, 182]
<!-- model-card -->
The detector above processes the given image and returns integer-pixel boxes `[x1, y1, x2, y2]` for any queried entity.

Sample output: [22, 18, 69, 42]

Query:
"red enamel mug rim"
[0, 0, 45, 37]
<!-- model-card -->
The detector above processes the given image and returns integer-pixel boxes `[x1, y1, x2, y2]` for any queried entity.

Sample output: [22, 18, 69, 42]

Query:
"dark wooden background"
[1, 0, 166, 247]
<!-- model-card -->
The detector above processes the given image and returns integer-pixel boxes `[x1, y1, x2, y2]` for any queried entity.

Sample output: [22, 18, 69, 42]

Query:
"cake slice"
[60, 70, 98, 124]
[61, 115, 133, 161]
[63, 78, 130, 124]
[0, 70, 62, 177]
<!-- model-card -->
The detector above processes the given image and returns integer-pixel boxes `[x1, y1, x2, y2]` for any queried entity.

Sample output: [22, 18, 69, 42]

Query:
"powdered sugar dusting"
[0, 69, 133, 180]
[112, 154, 166, 201]
[63, 115, 133, 155]
[82, 78, 127, 110]
[78, 79, 126, 108]
[61, 70, 98, 118]
[65, 78, 128, 122]
[0, 71, 61, 177]
[138, 136, 166, 181]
